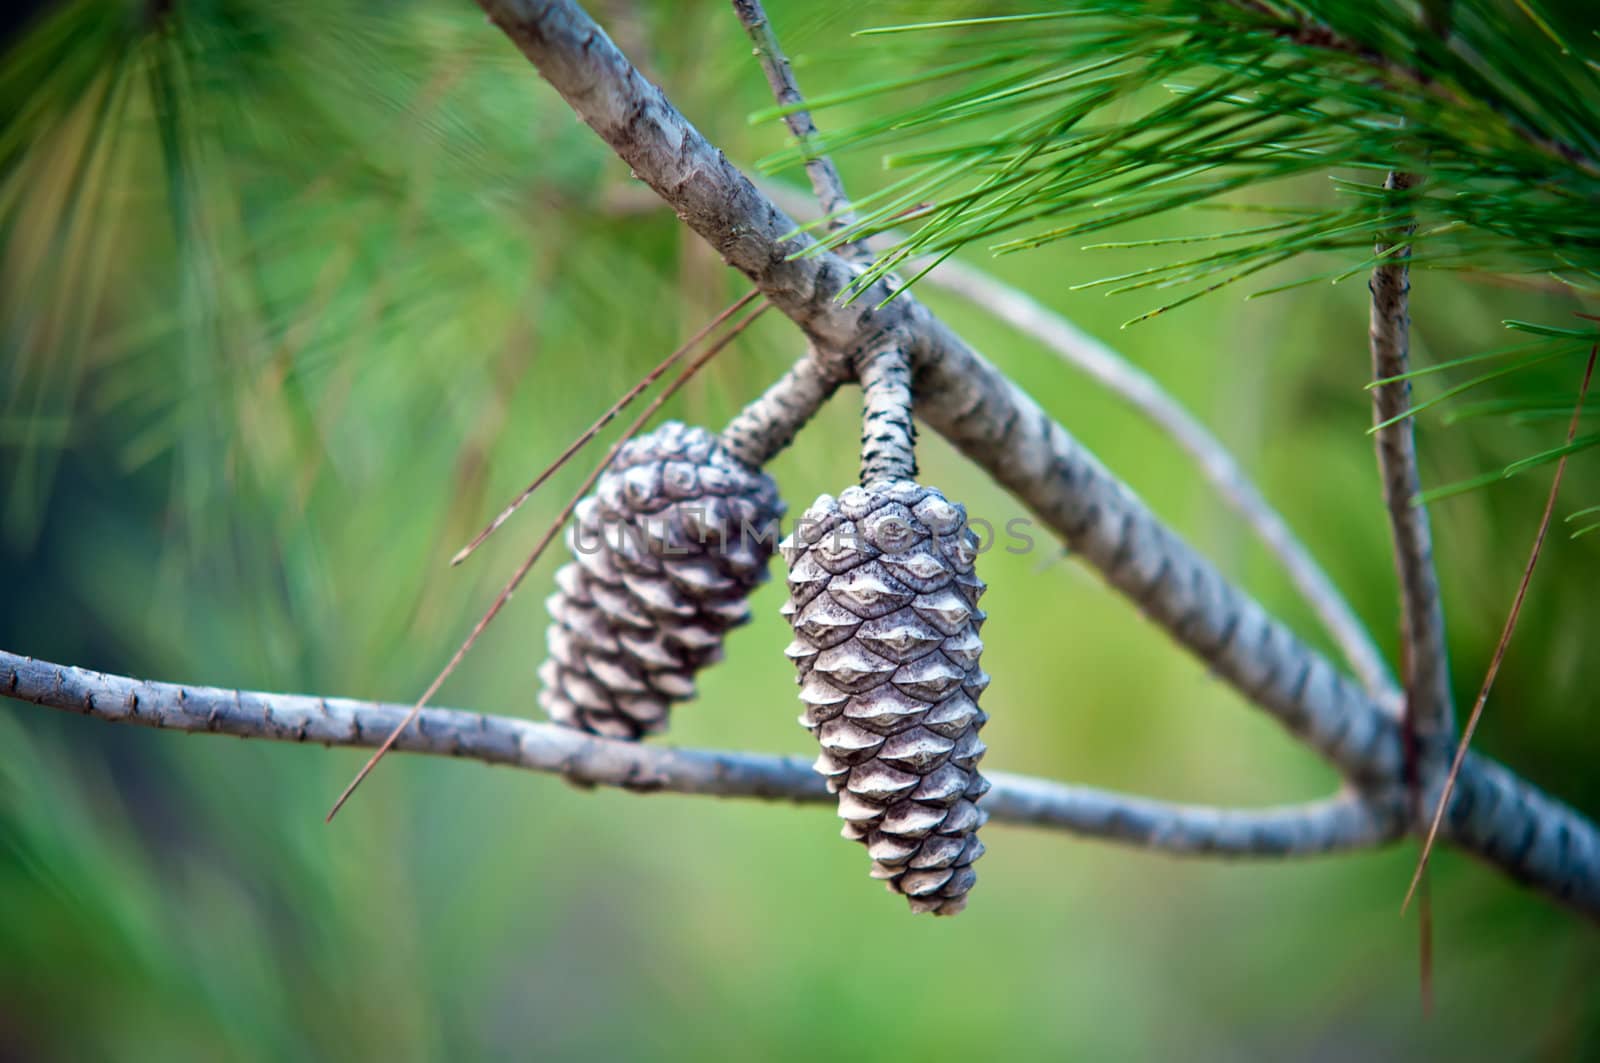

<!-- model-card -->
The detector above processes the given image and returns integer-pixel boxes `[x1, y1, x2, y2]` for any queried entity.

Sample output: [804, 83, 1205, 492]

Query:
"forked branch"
[469, 0, 1600, 919]
[3, 0, 1592, 925]
[714, 177, 1398, 704]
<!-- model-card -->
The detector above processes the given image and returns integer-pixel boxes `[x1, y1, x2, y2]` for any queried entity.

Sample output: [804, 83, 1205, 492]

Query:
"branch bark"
[470, 0, 1600, 919]
[478, 0, 1401, 780]
[0, 650, 1395, 858]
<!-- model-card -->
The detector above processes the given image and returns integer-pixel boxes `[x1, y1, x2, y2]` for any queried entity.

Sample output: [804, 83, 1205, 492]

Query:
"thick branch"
[1369, 170, 1454, 775]
[1, 650, 1391, 859]
[472, 0, 1599, 918]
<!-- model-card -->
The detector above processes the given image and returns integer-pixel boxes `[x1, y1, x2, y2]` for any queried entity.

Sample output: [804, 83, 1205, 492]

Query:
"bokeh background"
[3, 1, 1598, 1059]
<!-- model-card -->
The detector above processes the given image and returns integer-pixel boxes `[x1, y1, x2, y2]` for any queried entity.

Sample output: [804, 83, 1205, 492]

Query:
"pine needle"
[450, 289, 760, 566]
[325, 298, 771, 822]
[1402, 342, 1599, 912]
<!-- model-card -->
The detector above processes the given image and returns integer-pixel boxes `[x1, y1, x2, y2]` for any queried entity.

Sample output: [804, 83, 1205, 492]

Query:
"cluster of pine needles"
[762, 0, 1600, 509]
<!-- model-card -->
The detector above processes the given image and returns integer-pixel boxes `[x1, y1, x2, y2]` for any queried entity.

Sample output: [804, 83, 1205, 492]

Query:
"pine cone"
[781, 480, 990, 915]
[539, 422, 784, 740]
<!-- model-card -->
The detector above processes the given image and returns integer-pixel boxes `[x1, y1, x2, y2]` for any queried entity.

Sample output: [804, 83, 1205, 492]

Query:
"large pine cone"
[539, 422, 784, 740]
[781, 480, 990, 915]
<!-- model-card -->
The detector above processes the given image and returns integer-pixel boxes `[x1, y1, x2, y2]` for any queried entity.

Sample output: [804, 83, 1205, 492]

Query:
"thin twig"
[730, 0, 865, 259]
[1403, 343, 1598, 912]
[1367, 167, 1447, 1012]
[1, 649, 1403, 857]
[1369, 171, 1454, 751]
[326, 298, 771, 821]
[452, 289, 760, 566]
[1380, 2, 1453, 1011]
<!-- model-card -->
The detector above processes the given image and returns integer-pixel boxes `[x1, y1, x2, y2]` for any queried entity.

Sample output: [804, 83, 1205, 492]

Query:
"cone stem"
[720, 346, 847, 468]
[858, 342, 917, 486]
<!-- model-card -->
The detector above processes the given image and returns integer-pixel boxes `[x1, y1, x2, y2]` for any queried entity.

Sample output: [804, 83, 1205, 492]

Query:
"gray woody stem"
[858, 340, 917, 485]
[471, 0, 1600, 918]
[2, 650, 1396, 857]
[720, 346, 846, 468]
[1370, 170, 1455, 781]
[729, 0, 864, 258]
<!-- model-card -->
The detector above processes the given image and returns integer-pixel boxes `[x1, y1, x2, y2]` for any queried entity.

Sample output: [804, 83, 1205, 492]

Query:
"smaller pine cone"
[781, 480, 990, 915]
[539, 422, 784, 740]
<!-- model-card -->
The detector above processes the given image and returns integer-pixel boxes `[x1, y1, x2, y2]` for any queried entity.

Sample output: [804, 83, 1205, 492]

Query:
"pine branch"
[0, 650, 1397, 859]
[1361, 6, 1453, 1009]
[480, 0, 1402, 780]
[470, 0, 1600, 919]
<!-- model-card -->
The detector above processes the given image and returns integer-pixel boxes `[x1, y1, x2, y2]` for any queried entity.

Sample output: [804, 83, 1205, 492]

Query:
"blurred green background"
[3, 1, 1598, 1059]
